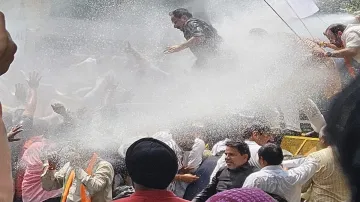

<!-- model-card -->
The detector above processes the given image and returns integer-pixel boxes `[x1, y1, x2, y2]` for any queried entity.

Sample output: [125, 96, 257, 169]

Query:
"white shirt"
[211, 138, 230, 156]
[242, 157, 319, 202]
[209, 140, 261, 180]
[175, 138, 206, 198]
[341, 24, 360, 63]
[185, 138, 206, 170]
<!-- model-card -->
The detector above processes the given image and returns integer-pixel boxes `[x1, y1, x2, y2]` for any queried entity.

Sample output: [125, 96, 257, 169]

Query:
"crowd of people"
[1, 6, 360, 202]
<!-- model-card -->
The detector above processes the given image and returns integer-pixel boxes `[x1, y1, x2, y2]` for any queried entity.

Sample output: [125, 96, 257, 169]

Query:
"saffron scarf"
[61, 153, 98, 202]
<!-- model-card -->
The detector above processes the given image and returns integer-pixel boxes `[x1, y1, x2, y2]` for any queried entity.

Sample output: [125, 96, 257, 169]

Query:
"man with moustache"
[192, 141, 258, 202]
[165, 8, 222, 69]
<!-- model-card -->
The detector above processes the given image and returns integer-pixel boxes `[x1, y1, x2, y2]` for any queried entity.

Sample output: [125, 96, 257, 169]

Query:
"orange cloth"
[61, 153, 98, 202]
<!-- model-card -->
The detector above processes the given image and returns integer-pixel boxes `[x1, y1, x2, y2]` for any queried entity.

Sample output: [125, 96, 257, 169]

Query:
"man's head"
[125, 138, 178, 190]
[249, 28, 269, 38]
[169, 8, 193, 31]
[258, 143, 283, 168]
[324, 24, 347, 48]
[243, 124, 273, 146]
[225, 140, 251, 170]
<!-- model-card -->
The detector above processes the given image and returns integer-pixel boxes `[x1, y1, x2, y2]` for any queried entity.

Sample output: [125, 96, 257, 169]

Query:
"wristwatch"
[325, 52, 333, 57]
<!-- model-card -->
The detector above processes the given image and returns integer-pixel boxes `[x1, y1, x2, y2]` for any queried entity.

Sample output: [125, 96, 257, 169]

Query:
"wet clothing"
[41, 159, 114, 202]
[193, 163, 257, 202]
[181, 18, 222, 67]
[21, 140, 61, 202]
[341, 24, 360, 63]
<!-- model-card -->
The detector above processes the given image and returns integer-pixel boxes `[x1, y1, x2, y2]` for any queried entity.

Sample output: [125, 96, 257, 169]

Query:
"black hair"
[169, 8, 193, 19]
[243, 123, 271, 139]
[326, 24, 346, 35]
[225, 140, 251, 160]
[258, 143, 283, 165]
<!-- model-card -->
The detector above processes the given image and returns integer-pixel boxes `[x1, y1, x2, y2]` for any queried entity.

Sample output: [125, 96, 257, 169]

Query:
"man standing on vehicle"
[165, 8, 222, 69]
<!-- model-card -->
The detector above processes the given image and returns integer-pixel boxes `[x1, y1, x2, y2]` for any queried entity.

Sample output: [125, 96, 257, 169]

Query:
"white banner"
[270, 0, 319, 19]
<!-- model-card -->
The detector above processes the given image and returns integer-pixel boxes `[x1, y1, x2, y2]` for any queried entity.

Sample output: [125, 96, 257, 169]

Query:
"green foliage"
[314, 0, 348, 13]
[345, 0, 360, 14]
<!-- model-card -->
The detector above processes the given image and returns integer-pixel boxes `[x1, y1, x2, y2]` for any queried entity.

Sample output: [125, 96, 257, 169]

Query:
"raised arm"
[41, 155, 68, 191]
[23, 72, 41, 117]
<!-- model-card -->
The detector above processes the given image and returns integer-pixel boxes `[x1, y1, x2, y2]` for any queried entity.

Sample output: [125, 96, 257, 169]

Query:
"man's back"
[113, 190, 189, 202]
[243, 158, 318, 202]
[182, 18, 222, 59]
[305, 147, 350, 202]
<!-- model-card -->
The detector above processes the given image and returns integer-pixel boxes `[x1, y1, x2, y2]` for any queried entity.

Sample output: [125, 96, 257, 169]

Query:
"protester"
[172, 126, 206, 197]
[14, 72, 42, 202]
[301, 126, 350, 202]
[41, 143, 114, 202]
[210, 124, 272, 180]
[243, 143, 319, 202]
[165, 8, 222, 68]
[20, 137, 62, 202]
[192, 141, 257, 202]
[152, 131, 200, 193]
[323, 74, 360, 201]
[320, 23, 360, 78]
[113, 137, 188, 202]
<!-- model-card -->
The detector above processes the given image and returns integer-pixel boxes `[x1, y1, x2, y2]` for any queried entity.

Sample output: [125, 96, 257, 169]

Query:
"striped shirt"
[302, 147, 350, 202]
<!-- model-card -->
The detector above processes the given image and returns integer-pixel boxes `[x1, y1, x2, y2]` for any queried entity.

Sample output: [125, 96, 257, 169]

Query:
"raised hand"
[0, 12, 17, 76]
[15, 83, 27, 103]
[27, 71, 41, 89]
[51, 103, 67, 115]
[7, 125, 23, 142]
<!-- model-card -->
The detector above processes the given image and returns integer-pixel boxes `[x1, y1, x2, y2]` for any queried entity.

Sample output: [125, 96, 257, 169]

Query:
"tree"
[313, 0, 348, 13]
[346, 0, 360, 14]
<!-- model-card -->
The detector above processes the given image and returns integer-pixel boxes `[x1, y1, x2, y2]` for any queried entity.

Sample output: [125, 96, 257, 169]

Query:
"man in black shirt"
[192, 141, 258, 202]
[165, 8, 222, 68]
